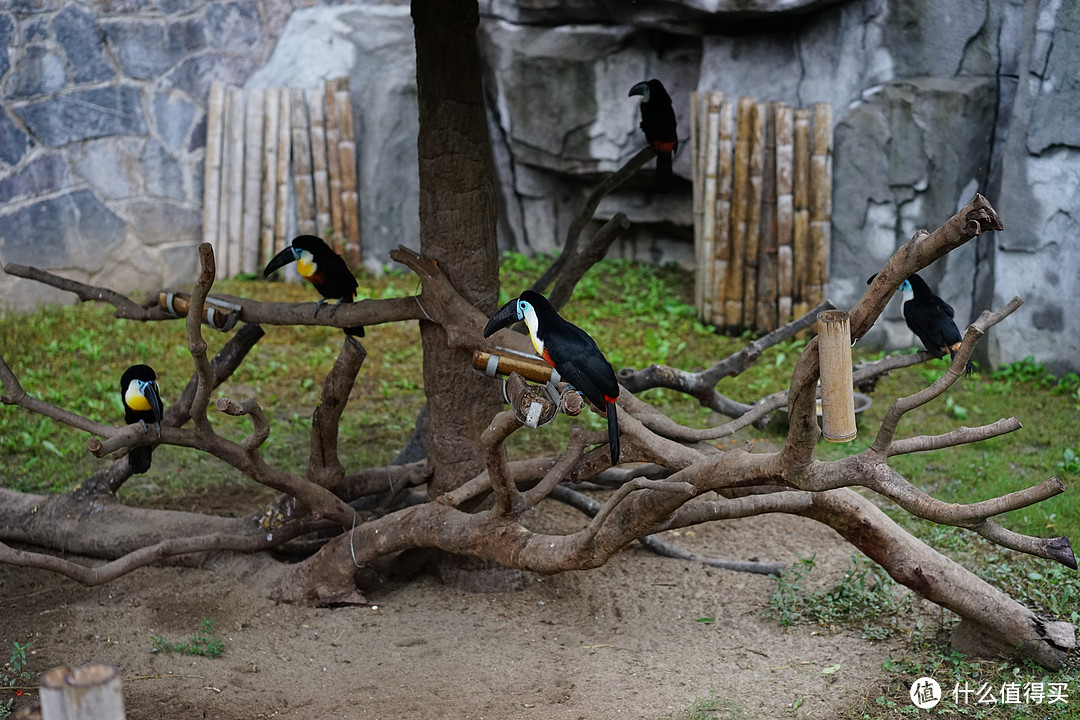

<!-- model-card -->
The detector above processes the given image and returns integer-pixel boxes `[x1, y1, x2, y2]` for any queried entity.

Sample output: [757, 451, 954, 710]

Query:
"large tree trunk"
[412, 0, 503, 496]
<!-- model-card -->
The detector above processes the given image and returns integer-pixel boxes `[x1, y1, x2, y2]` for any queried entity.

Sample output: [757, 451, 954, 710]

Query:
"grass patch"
[150, 618, 224, 658]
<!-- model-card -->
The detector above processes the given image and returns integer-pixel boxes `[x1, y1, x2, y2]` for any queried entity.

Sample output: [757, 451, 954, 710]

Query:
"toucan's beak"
[139, 380, 163, 420]
[484, 297, 521, 338]
[628, 81, 649, 98]
[866, 273, 878, 285]
[263, 246, 299, 277]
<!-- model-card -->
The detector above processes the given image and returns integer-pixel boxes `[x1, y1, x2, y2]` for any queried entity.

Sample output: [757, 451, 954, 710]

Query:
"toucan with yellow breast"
[263, 235, 364, 337]
[120, 364, 164, 474]
[629, 78, 678, 193]
[484, 290, 621, 464]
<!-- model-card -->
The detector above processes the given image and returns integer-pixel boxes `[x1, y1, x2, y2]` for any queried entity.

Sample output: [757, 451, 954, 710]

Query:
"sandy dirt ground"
[0, 503, 921, 720]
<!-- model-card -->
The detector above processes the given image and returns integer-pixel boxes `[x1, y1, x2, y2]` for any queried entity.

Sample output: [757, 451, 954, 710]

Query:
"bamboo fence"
[201, 78, 361, 279]
[691, 94, 832, 334]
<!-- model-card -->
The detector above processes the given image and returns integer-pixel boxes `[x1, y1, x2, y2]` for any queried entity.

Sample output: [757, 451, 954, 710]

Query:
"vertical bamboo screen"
[201, 78, 361, 279]
[692, 95, 832, 334]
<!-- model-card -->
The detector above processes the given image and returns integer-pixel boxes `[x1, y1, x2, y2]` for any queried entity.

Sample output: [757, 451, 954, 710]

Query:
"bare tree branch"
[309, 336, 367, 491]
[481, 410, 528, 516]
[547, 212, 631, 311]
[888, 417, 1023, 457]
[532, 146, 656, 296]
[617, 300, 834, 419]
[3, 263, 175, 320]
[216, 398, 270, 453]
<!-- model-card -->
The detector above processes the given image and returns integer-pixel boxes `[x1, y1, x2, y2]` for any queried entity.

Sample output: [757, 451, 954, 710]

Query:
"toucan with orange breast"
[629, 78, 678, 193]
[484, 290, 620, 464]
[120, 364, 164, 474]
[263, 235, 364, 337]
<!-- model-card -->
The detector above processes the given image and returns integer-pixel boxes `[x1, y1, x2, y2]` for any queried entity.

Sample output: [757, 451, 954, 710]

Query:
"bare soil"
[0, 498, 918, 720]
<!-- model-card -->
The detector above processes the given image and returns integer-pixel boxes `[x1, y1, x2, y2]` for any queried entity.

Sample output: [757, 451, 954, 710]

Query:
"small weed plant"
[1, 642, 33, 720]
[768, 555, 903, 633]
[150, 618, 224, 658]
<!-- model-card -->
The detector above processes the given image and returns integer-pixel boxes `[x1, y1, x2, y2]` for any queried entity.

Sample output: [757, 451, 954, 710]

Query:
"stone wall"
[0, 0, 1076, 372]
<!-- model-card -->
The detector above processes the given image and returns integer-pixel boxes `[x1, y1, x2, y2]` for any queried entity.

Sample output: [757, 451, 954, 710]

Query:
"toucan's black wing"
[542, 323, 619, 409]
[904, 296, 961, 355]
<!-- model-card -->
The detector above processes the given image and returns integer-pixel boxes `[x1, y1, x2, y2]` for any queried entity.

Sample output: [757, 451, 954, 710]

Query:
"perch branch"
[547, 212, 631, 312]
[532, 146, 656, 296]
[309, 336, 367, 491]
[340, 461, 432, 500]
[1, 354, 117, 437]
[550, 484, 786, 575]
[888, 417, 1022, 457]
[187, 243, 217, 432]
[481, 410, 528, 516]
[4, 261, 420, 332]
[870, 297, 1023, 454]
[617, 300, 833, 420]
[784, 194, 1003, 464]
[524, 428, 591, 506]
[583, 478, 695, 544]
[216, 398, 270, 453]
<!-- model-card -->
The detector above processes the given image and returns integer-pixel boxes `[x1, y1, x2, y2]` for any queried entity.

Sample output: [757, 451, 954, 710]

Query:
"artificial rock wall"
[0, 0, 1076, 372]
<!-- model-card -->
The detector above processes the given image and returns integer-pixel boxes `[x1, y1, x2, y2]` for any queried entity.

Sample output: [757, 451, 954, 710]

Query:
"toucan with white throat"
[629, 78, 678, 193]
[263, 235, 364, 337]
[120, 364, 164, 474]
[869, 272, 975, 375]
[484, 290, 621, 464]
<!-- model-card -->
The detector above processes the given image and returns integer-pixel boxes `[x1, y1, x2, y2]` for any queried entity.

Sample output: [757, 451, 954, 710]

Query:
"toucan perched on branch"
[263, 235, 364, 337]
[629, 78, 678, 193]
[120, 364, 164, 474]
[484, 290, 621, 464]
[870, 272, 975, 375]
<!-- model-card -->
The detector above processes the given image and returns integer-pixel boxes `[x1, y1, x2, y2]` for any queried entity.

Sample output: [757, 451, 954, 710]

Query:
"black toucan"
[120, 364, 164, 474]
[870, 272, 975, 375]
[263, 234, 364, 337]
[484, 290, 621, 465]
[629, 79, 678, 193]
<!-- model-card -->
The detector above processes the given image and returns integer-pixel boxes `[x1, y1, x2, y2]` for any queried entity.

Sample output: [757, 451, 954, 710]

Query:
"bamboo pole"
[712, 99, 734, 328]
[755, 101, 778, 332]
[725, 97, 754, 331]
[241, 88, 264, 276]
[741, 101, 765, 330]
[41, 664, 126, 720]
[324, 78, 346, 253]
[690, 90, 702, 319]
[260, 87, 280, 269]
[201, 81, 225, 257]
[806, 103, 833, 311]
[472, 350, 555, 384]
[699, 92, 721, 326]
[291, 87, 316, 237]
[817, 309, 856, 442]
[226, 86, 245, 279]
[792, 107, 811, 322]
[306, 87, 332, 240]
[274, 87, 292, 258]
[775, 103, 794, 326]
[215, 87, 235, 278]
[336, 83, 361, 266]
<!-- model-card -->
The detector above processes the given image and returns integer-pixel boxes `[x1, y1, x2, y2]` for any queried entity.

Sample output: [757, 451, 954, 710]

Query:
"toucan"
[263, 235, 364, 337]
[120, 364, 164, 474]
[484, 290, 621, 464]
[869, 272, 975, 375]
[628, 79, 678, 193]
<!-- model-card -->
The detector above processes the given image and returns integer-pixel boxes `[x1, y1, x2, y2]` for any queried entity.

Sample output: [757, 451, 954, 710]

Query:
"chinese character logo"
[911, 677, 942, 709]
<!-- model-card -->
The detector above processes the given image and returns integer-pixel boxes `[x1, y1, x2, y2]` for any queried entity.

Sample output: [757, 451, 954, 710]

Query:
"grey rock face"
[6, 46, 67, 98]
[0, 152, 71, 203]
[0, 190, 124, 272]
[15, 85, 147, 146]
[54, 5, 116, 84]
[0, 14, 12, 79]
[152, 90, 197, 152]
[0, 111, 31, 167]
[75, 138, 145, 201]
[206, 0, 262, 53]
[101, 16, 207, 80]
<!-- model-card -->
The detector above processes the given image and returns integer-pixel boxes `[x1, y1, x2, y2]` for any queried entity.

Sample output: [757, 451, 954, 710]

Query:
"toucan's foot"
[154, 422, 161, 439]
[313, 299, 328, 318]
[329, 299, 346, 317]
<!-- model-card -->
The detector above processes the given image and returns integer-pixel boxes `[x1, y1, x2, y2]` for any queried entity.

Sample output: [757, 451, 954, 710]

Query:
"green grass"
[150, 618, 224, 658]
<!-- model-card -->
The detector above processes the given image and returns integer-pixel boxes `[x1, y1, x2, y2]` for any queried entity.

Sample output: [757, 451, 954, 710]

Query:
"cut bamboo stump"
[817, 309, 856, 443]
[259, 87, 280, 269]
[712, 99, 733, 328]
[40, 664, 125, 720]
[202, 81, 225, 263]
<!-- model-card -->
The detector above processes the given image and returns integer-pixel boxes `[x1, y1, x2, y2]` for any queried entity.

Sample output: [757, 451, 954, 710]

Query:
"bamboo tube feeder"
[40, 664, 125, 720]
[817, 309, 856, 442]
[472, 349, 558, 385]
[157, 291, 242, 332]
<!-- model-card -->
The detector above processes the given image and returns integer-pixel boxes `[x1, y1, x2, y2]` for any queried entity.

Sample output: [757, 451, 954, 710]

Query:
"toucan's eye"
[516, 300, 527, 320]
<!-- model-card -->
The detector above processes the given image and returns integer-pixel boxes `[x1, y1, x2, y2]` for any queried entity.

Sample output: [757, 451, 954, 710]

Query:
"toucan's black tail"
[655, 151, 673, 193]
[607, 400, 620, 465]
[129, 446, 152, 474]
